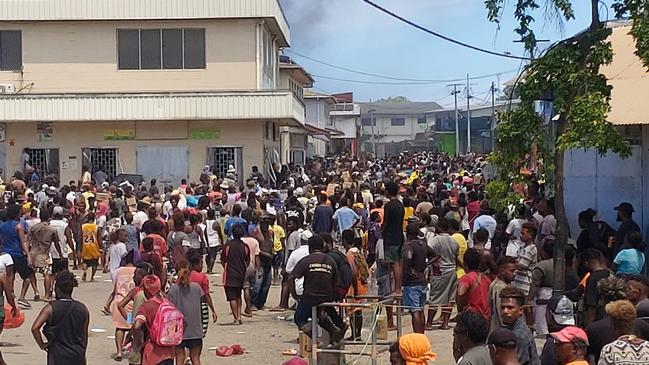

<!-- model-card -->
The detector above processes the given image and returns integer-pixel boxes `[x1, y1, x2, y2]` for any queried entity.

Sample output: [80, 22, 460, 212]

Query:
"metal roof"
[0, 91, 304, 125]
[0, 0, 290, 46]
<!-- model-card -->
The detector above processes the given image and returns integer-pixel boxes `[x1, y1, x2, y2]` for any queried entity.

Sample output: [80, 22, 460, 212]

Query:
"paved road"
[2, 267, 455, 365]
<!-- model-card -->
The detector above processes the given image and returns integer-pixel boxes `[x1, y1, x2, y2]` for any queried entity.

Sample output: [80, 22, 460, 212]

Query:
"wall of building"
[3, 120, 267, 185]
[563, 126, 648, 240]
[305, 98, 332, 129]
[332, 115, 357, 139]
[0, 19, 260, 93]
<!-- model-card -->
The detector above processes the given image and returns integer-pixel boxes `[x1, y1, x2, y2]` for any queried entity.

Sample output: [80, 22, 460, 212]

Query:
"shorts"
[224, 286, 243, 302]
[11, 255, 34, 280]
[34, 265, 53, 276]
[84, 259, 99, 268]
[0, 253, 13, 274]
[180, 338, 202, 349]
[52, 258, 69, 274]
[272, 250, 284, 268]
[243, 265, 256, 289]
[403, 285, 427, 312]
[383, 245, 402, 263]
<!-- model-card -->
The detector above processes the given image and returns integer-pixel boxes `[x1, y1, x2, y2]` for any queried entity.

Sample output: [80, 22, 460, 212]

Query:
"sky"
[278, 0, 614, 106]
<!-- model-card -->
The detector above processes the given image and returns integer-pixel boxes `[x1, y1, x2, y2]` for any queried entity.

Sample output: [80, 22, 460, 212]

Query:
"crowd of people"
[0, 151, 646, 365]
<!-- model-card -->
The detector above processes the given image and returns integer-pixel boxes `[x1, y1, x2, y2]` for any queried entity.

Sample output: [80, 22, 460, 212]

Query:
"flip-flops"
[215, 345, 245, 357]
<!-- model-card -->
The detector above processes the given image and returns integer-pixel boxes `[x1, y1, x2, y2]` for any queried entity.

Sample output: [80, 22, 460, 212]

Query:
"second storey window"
[118, 29, 205, 70]
[0, 30, 22, 71]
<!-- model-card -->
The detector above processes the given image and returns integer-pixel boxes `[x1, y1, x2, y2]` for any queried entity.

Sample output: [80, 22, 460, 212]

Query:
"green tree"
[485, 0, 649, 290]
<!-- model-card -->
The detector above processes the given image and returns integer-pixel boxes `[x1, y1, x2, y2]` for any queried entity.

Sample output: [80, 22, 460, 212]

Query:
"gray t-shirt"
[168, 282, 204, 340]
[458, 345, 494, 365]
[427, 233, 457, 274]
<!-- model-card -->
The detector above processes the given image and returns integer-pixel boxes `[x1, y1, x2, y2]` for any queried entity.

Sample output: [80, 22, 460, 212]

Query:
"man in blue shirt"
[332, 198, 359, 235]
[225, 204, 247, 239]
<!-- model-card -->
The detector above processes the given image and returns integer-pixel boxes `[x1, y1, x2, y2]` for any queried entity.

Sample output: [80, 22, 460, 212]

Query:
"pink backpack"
[149, 298, 184, 346]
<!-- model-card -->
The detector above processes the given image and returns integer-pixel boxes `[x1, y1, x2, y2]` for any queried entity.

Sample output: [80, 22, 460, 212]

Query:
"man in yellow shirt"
[449, 220, 468, 278]
[81, 212, 101, 282]
[270, 216, 285, 287]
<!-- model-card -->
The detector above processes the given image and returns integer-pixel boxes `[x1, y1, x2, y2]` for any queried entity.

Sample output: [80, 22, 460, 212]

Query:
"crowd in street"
[0, 151, 647, 365]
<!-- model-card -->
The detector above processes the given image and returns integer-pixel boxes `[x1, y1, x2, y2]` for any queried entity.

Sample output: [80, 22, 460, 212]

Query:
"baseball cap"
[550, 326, 589, 345]
[300, 229, 313, 242]
[548, 295, 575, 326]
[615, 202, 635, 214]
[487, 327, 517, 348]
[52, 206, 64, 216]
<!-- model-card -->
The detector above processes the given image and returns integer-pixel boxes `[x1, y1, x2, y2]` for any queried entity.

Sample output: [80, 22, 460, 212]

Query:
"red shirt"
[135, 298, 175, 365]
[467, 201, 481, 229]
[458, 271, 492, 320]
[141, 234, 167, 258]
[189, 270, 210, 296]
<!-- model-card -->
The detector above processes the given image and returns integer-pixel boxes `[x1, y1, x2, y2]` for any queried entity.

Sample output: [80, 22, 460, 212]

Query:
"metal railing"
[309, 295, 403, 365]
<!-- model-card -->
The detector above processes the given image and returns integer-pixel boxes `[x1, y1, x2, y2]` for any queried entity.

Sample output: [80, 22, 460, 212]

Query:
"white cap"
[300, 229, 313, 242]
[53, 206, 64, 216]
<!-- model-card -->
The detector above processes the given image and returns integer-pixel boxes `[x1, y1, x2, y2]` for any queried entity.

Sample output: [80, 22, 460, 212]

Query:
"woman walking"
[168, 260, 205, 365]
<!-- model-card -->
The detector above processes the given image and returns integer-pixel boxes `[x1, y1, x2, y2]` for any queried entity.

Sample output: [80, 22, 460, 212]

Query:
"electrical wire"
[360, 0, 532, 61]
[311, 71, 518, 86]
[287, 49, 520, 83]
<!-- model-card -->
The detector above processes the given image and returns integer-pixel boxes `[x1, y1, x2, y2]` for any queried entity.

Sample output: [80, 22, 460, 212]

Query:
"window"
[417, 117, 427, 124]
[0, 30, 22, 71]
[29, 148, 59, 176]
[391, 118, 405, 126]
[82, 147, 118, 182]
[261, 27, 277, 89]
[207, 147, 243, 183]
[117, 29, 206, 70]
[361, 117, 376, 126]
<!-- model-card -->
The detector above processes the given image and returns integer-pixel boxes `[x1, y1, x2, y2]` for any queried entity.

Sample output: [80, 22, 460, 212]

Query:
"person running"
[168, 260, 204, 365]
[221, 224, 251, 324]
[81, 212, 101, 282]
[31, 271, 90, 365]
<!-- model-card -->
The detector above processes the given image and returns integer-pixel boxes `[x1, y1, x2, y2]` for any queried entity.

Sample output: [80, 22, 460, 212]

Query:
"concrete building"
[278, 55, 313, 165]
[0, 0, 304, 186]
[357, 101, 441, 157]
[564, 21, 649, 239]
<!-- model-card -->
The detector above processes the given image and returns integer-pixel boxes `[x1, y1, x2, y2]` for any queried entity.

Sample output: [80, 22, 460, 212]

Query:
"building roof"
[304, 89, 339, 104]
[0, 0, 290, 46]
[602, 22, 649, 125]
[357, 101, 443, 115]
[280, 57, 314, 87]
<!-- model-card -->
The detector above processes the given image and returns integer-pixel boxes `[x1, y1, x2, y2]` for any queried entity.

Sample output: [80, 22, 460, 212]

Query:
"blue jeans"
[252, 263, 272, 308]
[403, 285, 427, 312]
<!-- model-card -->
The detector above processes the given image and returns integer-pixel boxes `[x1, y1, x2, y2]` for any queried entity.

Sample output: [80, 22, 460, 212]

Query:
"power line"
[360, 0, 531, 61]
[286, 49, 519, 83]
[311, 69, 518, 86]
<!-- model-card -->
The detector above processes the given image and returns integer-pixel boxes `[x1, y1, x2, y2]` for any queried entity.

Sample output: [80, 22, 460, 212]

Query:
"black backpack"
[328, 249, 353, 300]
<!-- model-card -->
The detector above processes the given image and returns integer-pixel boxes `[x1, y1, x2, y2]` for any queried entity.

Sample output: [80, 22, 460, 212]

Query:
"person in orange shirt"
[370, 199, 385, 226]
[342, 229, 369, 341]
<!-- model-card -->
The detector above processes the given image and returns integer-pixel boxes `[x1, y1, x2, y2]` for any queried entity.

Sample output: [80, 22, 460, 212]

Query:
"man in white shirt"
[49, 206, 75, 275]
[285, 230, 313, 298]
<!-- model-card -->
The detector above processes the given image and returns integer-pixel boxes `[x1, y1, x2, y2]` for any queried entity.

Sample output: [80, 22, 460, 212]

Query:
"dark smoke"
[279, 0, 337, 49]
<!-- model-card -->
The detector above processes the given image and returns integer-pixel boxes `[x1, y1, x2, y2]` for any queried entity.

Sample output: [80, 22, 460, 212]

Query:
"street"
[3, 268, 456, 365]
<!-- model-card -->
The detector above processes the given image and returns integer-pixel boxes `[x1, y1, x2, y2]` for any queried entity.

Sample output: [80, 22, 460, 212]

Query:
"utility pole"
[369, 99, 376, 157]
[447, 83, 462, 156]
[490, 81, 499, 152]
[466, 74, 472, 153]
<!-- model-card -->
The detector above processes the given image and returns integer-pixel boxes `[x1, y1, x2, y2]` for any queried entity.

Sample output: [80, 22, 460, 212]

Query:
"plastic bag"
[3, 305, 25, 329]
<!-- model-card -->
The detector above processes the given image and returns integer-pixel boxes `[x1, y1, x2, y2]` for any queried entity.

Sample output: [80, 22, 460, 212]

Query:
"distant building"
[0, 0, 303, 186]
